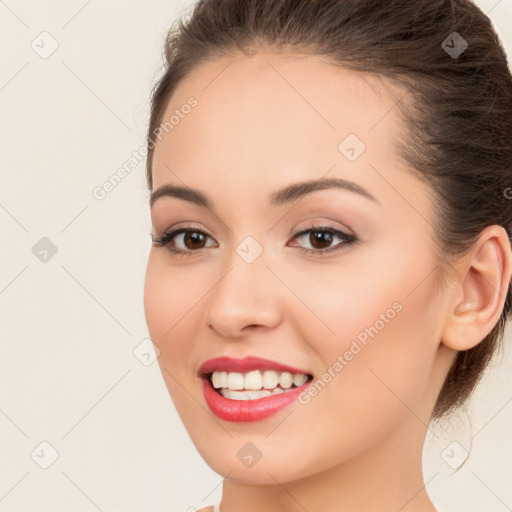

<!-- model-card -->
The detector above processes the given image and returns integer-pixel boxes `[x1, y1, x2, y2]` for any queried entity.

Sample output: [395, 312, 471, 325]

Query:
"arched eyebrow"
[150, 177, 380, 209]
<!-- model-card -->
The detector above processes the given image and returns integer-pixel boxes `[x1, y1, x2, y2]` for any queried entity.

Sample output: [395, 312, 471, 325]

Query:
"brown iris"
[183, 231, 207, 250]
[309, 229, 333, 250]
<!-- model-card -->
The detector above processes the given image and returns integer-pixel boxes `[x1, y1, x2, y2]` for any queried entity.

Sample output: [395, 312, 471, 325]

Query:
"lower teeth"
[218, 386, 296, 401]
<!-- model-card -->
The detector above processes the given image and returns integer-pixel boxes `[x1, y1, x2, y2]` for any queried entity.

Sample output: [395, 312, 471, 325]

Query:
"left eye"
[289, 225, 358, 255]
[150, 224, 358, 256]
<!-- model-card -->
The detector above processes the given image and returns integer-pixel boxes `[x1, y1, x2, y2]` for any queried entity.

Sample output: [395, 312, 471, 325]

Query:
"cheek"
[144, 251, 201, 333]
[285, 247, 440, 425]
[143, 253, 207, 425]
[143, 252, 201, 369]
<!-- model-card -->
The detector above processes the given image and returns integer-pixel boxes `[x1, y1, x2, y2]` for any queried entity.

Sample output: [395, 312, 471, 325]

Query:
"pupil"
[186, 232, 204, 248]
[311, 230, 331, 249]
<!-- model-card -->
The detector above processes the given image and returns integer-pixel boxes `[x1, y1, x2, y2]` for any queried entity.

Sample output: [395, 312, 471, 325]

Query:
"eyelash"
[150, 223, 358, 257]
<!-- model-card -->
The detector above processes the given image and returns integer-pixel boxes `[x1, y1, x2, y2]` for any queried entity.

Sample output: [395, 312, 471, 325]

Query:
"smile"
[198, 356, 314, 422]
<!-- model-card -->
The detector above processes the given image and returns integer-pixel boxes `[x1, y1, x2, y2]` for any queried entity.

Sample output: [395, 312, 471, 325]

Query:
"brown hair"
[146, 0, 512, 421]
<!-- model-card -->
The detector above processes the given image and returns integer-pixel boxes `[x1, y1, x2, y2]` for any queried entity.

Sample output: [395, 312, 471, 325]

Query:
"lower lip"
[201, 376, 311, 422]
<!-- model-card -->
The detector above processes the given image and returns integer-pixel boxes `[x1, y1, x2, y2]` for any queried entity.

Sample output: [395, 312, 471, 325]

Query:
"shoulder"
[196, 506, 215, 512]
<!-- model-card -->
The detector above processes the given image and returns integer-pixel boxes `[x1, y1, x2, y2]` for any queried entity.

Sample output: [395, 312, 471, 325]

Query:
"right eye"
[150, 227, 217, 256]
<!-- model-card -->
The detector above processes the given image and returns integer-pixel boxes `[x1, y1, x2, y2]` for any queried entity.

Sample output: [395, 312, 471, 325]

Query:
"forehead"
[150, 51, 415, 208]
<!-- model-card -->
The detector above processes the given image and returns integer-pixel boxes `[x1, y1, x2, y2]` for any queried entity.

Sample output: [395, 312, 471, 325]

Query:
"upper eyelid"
[163, 223, 349, 236]
[294, 225, 351, 236]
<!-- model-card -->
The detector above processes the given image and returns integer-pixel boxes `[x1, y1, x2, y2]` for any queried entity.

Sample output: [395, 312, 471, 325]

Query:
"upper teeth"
[211, 370, 309, 390]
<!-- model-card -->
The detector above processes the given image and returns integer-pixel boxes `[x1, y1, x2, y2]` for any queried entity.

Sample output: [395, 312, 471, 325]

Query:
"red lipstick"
[198, 356, 313, 422]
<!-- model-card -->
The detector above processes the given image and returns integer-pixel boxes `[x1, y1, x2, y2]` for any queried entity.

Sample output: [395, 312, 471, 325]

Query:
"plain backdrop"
[1, 1, 512, 511]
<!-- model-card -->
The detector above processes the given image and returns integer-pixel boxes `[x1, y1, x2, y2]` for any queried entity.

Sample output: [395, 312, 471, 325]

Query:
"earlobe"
[442, 225, 512, 352]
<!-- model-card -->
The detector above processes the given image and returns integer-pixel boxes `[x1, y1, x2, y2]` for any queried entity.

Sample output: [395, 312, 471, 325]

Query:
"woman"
[143, 0, 512, 510]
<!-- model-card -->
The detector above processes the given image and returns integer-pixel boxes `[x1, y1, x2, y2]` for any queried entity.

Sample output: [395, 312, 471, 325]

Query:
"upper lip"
[198, 356, 313, 377]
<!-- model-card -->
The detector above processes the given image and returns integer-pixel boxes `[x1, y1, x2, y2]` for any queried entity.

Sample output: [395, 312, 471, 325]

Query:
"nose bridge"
[204, 236, 281, 336]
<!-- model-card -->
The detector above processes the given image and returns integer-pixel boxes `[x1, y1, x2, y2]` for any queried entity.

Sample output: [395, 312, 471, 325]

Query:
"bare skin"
[144, 50, 512, 512]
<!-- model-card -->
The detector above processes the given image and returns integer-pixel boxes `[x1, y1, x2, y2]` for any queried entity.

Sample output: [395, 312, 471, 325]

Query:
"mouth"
[200, 369, 314, 401]
[197, 355, 315, 421]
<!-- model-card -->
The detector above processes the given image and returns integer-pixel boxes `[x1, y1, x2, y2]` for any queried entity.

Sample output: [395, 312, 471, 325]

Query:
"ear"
[442, 225, 512, 351]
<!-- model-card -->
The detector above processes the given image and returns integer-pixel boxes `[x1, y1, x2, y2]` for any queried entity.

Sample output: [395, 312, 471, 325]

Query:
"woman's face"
[144, 51, 456, 484]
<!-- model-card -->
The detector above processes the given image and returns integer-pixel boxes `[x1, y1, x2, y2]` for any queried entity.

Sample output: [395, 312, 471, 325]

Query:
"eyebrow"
[149, 177, 380, 209]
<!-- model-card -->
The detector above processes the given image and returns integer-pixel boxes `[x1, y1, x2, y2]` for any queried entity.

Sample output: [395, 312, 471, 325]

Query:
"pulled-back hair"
[146, 0, 512, 421]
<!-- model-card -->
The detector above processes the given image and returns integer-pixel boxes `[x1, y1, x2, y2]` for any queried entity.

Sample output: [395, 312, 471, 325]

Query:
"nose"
[204, 249, 283, 339]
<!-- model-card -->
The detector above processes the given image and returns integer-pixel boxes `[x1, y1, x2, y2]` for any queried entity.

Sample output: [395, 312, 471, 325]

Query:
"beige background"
[0, 1, 511, 511]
